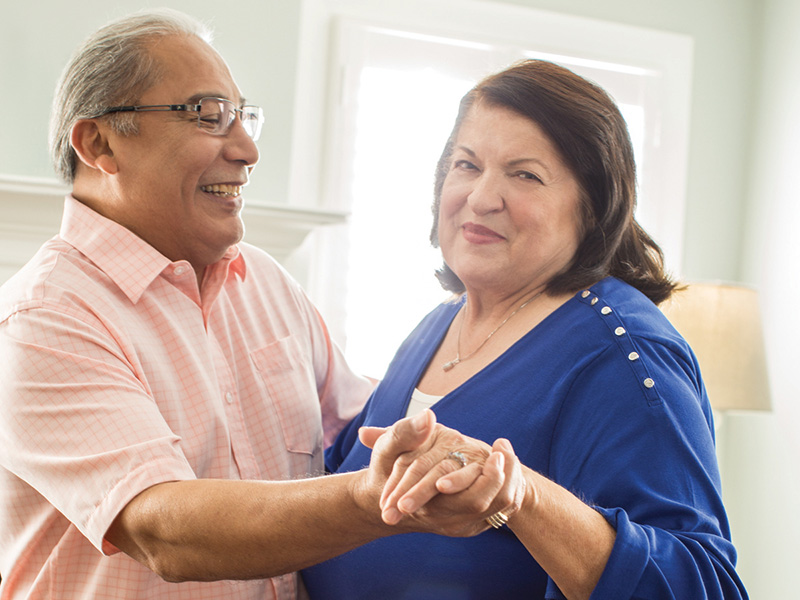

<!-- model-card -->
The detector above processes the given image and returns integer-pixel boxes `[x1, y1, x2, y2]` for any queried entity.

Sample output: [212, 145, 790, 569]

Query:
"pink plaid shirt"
[0, 196, 372, 599]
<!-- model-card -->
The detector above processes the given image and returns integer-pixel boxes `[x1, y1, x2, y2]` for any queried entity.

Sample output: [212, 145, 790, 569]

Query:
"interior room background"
[1, 0, 797, 597]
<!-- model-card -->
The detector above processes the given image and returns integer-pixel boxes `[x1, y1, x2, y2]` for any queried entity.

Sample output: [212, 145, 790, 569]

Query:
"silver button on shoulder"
[628, 352, 640, 361]
[615, 326, 626, 336]
[601, 306, 612, 315]
[643, 378, 655, 388]
[581, 290, 591, 298]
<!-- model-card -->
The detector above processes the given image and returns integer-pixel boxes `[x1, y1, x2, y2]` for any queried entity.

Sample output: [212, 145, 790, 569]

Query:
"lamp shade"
[660, 282, 771, 411]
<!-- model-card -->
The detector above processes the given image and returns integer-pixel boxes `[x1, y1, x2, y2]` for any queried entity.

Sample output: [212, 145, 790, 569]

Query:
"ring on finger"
[486, 511, 509, 529]
[446, 450, 468, 468]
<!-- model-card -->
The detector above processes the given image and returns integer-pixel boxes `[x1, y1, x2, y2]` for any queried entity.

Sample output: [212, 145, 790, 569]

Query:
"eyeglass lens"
[198, 98, 263, 141]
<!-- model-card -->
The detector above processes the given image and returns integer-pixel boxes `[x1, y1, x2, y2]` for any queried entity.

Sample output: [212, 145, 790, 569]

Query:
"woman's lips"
[461, 222, 505, 244]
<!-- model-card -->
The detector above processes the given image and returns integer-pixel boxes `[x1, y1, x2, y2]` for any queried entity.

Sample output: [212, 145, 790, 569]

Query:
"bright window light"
[343, 67, 473, 378]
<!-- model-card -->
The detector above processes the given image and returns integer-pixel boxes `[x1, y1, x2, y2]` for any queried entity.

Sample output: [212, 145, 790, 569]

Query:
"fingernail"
[398, 497, 417, 513]
[383, 507, 402, 525]
[410, 410, 428, 432]
[438, 478, 453, 492]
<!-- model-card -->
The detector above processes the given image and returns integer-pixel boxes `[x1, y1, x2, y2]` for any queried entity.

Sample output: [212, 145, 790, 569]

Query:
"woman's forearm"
[509, 468, 616, 600]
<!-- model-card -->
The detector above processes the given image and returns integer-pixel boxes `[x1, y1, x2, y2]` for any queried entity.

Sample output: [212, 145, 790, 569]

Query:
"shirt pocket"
[250, 336, 323, 456]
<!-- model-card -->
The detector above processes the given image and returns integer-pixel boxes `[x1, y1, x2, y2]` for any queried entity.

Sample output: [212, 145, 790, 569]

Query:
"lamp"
[660, 282, 771, 412]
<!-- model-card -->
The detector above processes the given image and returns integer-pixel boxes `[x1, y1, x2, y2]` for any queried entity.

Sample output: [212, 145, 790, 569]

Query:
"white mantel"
[0, 174, 347, 285]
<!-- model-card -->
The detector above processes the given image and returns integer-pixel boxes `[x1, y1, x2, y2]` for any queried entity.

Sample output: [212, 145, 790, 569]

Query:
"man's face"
[104, 34, 259, 272]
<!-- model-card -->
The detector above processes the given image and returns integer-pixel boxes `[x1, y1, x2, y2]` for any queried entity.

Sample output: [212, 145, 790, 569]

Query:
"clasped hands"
[358, 409, 526, 537]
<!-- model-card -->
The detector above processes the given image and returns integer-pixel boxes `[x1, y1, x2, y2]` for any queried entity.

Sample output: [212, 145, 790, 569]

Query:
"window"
[294, 0, 693, 378]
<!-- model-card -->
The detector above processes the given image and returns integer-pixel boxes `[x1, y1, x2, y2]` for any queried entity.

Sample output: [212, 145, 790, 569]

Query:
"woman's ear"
[70, 119, 119, 175]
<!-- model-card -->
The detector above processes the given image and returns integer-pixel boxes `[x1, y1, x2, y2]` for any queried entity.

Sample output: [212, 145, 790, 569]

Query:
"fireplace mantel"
[0, 174, 346, 284]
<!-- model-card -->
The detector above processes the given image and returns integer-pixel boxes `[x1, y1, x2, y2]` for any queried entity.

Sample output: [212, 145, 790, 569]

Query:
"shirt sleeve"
[546, 337, 747, 599]
[281, 272, 374, 447]
[0, 304, 197, 554]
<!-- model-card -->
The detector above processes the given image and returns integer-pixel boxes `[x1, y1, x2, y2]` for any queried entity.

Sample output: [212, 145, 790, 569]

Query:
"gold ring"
[446, 451, 467, 468]
[486, 511, 508, 529]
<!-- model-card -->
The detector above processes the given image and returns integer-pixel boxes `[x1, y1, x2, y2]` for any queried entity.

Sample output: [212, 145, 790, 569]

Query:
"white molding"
[0, 174, 348, 282]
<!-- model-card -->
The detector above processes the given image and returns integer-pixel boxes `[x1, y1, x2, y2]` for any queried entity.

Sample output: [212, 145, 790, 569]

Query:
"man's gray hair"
[49, 8, 213, 183]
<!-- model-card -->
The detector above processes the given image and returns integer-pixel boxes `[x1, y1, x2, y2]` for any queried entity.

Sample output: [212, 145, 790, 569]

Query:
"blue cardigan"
[302, 278, 747, 599]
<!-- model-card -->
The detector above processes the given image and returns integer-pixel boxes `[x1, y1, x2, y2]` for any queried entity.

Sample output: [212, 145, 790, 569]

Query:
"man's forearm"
[106, 473, 390, 582]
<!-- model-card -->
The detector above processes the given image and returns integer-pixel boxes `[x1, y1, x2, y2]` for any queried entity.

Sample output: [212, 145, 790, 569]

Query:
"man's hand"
[360, 410, 526, 537]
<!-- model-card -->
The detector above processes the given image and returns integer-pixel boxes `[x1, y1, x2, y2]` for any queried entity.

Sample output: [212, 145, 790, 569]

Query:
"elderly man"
[0, 9, 513, 599]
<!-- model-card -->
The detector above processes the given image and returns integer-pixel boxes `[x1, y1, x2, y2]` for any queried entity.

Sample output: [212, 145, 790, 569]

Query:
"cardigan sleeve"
[546, 337, 747, 599]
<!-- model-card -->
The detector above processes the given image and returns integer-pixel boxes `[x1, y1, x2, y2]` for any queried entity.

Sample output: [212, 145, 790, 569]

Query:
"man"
[0, 9, 512, 599]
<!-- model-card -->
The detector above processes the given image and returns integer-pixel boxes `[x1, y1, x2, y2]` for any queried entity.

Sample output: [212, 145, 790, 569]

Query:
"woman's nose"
[466, 171, 505, 214]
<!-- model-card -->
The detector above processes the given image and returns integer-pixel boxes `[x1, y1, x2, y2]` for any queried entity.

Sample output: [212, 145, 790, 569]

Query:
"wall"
[0, 0, 301, 207]
[738, 0, 800, 596]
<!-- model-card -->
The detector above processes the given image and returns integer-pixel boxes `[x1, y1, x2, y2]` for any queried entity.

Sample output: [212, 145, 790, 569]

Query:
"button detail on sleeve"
[601, 306, 612, 315]
[615, 327, 626, 336]
[643, 378, 655, 388]
[628, 352, 640, 361]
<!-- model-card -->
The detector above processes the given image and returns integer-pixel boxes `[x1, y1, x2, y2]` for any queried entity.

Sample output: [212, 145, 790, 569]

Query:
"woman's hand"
[360, 410, 526, 536]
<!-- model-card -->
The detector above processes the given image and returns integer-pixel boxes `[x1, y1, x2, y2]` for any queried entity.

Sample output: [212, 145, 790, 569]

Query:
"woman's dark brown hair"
[430, 59, 677, 305]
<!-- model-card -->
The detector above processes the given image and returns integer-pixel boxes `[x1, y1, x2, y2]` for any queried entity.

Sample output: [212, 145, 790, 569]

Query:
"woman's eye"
[517, 171, 542, 183]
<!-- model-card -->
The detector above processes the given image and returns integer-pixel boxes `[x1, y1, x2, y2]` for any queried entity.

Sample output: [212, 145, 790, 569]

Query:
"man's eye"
[453, 160, 476, 170]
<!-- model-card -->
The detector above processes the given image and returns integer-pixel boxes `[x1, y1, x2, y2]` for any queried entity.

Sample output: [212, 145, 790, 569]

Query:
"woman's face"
[437, 102, 584, 298]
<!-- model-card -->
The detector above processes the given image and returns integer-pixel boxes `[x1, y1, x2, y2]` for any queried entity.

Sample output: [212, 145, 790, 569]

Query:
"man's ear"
[70, 119, 119, 175]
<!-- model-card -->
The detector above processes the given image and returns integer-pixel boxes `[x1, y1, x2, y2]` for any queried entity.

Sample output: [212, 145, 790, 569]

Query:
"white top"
[405, 388, 444, 417]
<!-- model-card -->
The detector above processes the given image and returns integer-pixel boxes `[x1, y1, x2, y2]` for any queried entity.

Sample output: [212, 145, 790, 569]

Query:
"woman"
[302, 60, 746, 599]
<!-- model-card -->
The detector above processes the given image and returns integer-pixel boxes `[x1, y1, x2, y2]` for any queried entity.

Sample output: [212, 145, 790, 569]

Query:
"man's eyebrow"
[186, 93, 247, 106]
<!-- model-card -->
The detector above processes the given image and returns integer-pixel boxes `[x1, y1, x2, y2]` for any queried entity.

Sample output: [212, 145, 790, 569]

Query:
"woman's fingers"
[396, 462, 484, 513]
[381, 433, 490, 514]
[385, 438, 527, 537]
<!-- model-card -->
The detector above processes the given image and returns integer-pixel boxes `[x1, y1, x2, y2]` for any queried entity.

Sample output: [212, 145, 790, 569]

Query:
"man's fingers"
[361, 409, 437, 499]
[358, 426, 387, 449]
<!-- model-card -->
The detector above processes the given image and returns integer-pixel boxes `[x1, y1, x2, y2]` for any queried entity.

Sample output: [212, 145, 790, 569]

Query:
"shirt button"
[225, 392, 234, 404]
[644, 378, 655, 388]
[615, 327, 626, 336]
[174, 265, 188, 276]
[581, 290, 591, 298]
[628, 352, 640, 361]
[601, 306, 612, 315]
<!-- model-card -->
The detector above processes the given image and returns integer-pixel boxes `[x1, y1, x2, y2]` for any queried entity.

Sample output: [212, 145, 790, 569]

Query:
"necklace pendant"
[442, 358, 460, 372]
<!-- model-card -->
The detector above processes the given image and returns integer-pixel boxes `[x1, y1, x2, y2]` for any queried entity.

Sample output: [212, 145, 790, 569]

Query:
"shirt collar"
[59, 195, 246, 303]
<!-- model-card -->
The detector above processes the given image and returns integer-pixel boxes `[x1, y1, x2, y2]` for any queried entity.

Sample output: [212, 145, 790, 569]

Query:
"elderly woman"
[302, 60, 746, 599]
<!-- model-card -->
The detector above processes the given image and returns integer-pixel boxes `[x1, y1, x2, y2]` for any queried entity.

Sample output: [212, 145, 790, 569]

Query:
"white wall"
[737, 0, 800, 596]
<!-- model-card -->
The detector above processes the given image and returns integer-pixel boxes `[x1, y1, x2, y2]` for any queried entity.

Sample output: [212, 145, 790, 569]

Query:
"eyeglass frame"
[95, 97, 264, 141]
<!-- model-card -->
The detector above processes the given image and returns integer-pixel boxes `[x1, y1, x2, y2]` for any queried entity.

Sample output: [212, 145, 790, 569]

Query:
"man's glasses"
[97, 97, 264, 141]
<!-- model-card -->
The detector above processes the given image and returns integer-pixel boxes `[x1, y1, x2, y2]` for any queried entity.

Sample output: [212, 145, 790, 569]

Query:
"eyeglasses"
[98, 97, 264, 141]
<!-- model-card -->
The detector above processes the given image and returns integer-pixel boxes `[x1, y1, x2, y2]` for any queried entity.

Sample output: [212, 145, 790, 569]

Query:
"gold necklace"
[442, 290, 545, 372]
